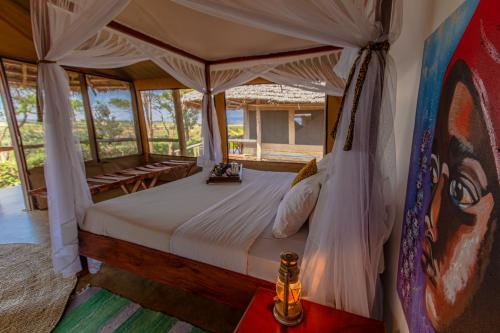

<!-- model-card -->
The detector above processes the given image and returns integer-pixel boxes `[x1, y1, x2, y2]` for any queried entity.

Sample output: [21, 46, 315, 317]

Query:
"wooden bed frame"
[79, 230, 275, 309]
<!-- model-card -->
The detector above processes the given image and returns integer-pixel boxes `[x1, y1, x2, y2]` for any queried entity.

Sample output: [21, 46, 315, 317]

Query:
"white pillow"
[272, 174, 321, 238]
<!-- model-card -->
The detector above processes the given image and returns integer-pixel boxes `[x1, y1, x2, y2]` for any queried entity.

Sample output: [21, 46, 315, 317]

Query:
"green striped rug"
[54, 287, 208, 333]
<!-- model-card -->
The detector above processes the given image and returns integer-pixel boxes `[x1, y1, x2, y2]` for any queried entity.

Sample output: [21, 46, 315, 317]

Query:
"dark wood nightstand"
[235, 288, 384, 333]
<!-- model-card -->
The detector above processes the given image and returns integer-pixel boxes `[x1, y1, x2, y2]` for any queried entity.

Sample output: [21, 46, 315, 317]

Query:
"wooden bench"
[29, 160, 196, 199]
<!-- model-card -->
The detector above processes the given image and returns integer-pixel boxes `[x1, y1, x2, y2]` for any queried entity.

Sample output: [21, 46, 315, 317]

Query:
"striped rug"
[54, 287, 208, 333]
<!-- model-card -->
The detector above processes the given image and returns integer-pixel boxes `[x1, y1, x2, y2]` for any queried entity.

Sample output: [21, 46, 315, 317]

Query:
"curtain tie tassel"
[331, 41, 390, 151]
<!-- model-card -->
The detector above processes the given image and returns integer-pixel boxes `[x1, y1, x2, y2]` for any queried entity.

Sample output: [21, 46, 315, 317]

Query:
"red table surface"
[235, 288, 384, 333]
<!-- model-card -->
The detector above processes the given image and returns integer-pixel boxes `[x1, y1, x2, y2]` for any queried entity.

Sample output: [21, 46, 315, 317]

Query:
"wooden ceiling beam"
[107, 21, 207, 64]
[208, 45, 341, 66]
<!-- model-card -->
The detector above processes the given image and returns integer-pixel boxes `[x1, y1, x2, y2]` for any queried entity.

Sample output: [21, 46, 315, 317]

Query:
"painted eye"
[449, 176, 480, 208]
[430, 154, 439, 186]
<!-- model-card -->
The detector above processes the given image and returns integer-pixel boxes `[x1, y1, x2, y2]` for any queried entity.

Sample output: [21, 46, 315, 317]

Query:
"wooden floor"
[0, 186, 243, 333]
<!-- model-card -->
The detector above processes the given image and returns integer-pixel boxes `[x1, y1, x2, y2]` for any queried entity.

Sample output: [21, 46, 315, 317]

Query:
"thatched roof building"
[182, 84, 325, 110]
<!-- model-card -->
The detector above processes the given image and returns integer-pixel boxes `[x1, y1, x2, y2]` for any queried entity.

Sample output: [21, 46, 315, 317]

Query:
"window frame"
[136, 87, 203, 158]
[0, 57, 143, 167]
[85, 73, 142, 160]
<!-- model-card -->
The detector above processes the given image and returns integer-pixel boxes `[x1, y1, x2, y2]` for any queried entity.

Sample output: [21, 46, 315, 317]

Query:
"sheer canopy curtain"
[210, 50, 344, 96]
[31, 0, 132, 277]
[31, 0, 225, 276]
[128, 39, 222, 168]
[175, 0, 402, 318]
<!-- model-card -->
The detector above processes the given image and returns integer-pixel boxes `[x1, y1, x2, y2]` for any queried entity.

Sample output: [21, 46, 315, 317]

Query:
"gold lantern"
[273, 251, 303, 326]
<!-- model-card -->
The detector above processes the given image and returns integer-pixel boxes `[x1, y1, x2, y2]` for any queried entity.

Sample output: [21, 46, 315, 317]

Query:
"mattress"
[81, 169, 308, 282]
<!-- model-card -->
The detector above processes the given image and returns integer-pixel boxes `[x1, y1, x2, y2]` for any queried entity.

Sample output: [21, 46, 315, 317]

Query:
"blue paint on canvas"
[397, 1, 479, 332]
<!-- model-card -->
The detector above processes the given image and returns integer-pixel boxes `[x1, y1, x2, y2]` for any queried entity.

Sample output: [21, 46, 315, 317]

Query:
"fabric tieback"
[331, 41, 390, 151]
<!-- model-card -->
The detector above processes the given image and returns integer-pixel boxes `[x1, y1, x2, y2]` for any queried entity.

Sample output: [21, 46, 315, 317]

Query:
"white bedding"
[171, 171, 294, 273]
[81, 169, 306, 282]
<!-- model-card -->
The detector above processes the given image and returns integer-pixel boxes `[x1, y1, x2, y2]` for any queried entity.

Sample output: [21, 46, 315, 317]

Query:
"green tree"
[70, 98, 84, 111]
[93, 101, 124, 139]
[109, 98, 131, 109]
[141, 90, 176, 139]
[0, 158, 20, 188]
[183, 106, 199, 142]
[11, 89, 37, 127]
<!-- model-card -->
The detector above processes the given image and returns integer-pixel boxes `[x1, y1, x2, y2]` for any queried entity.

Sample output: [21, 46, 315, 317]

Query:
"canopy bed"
[31, 0, 402, 320]
[79, 168, 310, 308]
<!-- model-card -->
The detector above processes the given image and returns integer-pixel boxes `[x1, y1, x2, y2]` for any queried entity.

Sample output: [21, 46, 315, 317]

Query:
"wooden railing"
[0, 146, 14, 152]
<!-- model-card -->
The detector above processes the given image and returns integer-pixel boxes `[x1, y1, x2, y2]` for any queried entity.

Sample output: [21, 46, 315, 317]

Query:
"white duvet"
[171, 171, 294, 273]
[82, 169, 296, 275]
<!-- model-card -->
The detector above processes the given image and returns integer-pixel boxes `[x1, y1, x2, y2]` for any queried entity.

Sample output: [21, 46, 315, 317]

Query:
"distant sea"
[226, 109, 243, 125]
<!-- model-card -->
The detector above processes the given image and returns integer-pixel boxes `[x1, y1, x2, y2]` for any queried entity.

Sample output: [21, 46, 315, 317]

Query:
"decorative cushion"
[291, 159, 317, 187]
[273, 174, 321, 238]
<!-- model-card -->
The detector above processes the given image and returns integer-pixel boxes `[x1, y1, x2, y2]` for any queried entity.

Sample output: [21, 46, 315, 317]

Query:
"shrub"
[0, 160, 20, 188]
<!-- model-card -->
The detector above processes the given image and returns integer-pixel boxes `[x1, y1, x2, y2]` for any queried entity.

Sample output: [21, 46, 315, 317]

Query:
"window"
[0, 95, 20, 188]
[86, 75, 139, 159]
[141, 88, 202, 157]
[225, 84, 325, 162]
[3, 59, 44, 169]
[2, 59, 97, 168]
[68, 71, 91, 161]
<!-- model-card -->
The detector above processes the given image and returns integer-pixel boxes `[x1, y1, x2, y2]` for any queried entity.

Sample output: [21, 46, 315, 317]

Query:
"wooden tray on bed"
[206, 164, 243, 184]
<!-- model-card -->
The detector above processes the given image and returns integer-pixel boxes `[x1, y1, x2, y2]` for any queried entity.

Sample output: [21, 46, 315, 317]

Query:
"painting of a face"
[421, 60, 499, 332]
[398, 1, 500, 332]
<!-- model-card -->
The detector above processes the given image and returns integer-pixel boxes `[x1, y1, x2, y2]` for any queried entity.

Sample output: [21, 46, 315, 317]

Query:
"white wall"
[384, 0, 466, 332]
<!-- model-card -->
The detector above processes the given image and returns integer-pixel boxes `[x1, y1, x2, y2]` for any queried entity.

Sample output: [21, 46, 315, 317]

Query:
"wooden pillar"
[133, 87, 150, 160]
[80, 74, 99, 162]
[214, 92, 228, 162]
[172, 90, 187, 156]
[288, 109, 295, 145]
[325, 95, 342, 154]
[243, 105, 250, 140]
[256, 106, 262, 161]
[129, 82, 143, 156]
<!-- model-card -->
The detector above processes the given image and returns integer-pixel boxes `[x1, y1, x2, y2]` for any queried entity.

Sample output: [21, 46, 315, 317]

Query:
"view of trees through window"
[2, 59, 116, 170]
[0, 94, 19, 188]
[87, 75, 139, 159]
[225, 84, 325, 162]
[1, 59, 142, 175]
[4, 60, 44, 169]
[141, 89, 202, 157]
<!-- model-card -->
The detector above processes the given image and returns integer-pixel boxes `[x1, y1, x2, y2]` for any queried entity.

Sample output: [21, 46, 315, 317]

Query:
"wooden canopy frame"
[0, 0, 394, 312]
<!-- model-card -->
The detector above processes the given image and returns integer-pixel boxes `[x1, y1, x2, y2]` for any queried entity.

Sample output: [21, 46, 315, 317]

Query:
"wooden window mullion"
[80, 74, 100, 162]
[129, 82, 143, 156]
